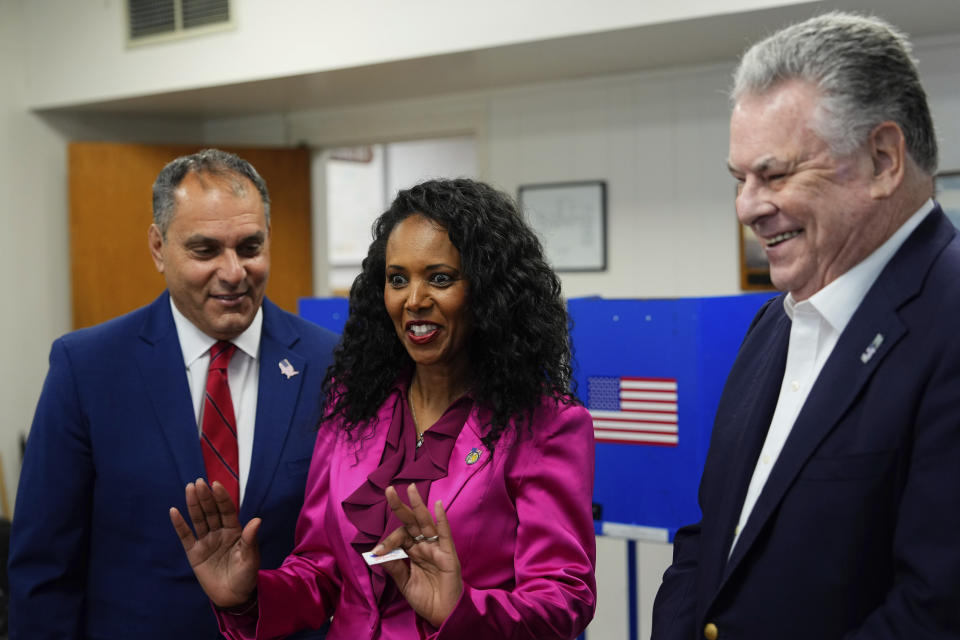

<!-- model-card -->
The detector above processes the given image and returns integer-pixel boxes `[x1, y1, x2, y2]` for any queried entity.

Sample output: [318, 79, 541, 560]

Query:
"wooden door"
[69, 143, 313, 329]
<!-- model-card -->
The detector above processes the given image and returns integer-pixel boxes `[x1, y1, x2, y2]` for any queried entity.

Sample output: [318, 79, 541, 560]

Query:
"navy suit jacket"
[652, 207, 960, 639]
[8, 293, 338, 639]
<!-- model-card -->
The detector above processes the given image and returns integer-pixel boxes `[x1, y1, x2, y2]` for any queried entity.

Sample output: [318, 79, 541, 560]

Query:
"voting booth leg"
[627, 540, 638, 640]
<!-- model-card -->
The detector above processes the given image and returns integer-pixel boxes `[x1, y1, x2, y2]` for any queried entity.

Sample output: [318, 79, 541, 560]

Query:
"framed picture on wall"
[736, 182, 776, 291]
[518, 180, 607, 271]
[739, 223, 776, 290]
[936, 171, 960, 227]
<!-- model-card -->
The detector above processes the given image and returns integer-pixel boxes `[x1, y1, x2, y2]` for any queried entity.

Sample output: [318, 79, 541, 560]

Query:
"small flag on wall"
[588, 376, 678, 446]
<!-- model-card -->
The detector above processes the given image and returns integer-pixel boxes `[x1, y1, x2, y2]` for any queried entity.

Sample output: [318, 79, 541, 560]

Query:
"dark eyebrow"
[238, 232, 266, 244]
[727, 155, 788, 176]
[752, 158, 778, 173]
[183, 231, 265, 246]
[385, 263, 458, 272]
[184, 234, 220, 246]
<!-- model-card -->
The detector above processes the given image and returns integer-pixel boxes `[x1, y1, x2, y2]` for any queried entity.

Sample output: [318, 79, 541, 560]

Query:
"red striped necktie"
[201, 341, 240, 507]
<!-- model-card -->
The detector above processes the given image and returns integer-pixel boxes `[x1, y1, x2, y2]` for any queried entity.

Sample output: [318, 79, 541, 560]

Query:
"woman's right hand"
[169, 478, 261, 609]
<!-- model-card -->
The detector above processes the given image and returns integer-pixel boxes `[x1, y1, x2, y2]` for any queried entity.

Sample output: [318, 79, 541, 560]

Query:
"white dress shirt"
[729, 199, 935, 554]
[169, 298, 262, 507]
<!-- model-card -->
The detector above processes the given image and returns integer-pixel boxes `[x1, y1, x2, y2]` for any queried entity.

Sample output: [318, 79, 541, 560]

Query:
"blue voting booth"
[299, 297, 350, 335]
[300, 293, 774, 541]
[568, 294, 774, 543]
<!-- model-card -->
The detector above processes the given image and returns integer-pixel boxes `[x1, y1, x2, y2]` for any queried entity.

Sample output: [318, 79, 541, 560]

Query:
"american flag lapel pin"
[278, 358, 300, 379]
[860, 333, 884, 364]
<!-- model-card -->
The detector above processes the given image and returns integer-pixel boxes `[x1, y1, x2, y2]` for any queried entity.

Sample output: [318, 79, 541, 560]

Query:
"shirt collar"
[783, 198, 935, 331]
[168, 296, 263, 366]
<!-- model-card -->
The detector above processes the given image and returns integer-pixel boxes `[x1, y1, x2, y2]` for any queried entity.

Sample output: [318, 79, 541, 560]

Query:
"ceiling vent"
[127, 0, 232, 45]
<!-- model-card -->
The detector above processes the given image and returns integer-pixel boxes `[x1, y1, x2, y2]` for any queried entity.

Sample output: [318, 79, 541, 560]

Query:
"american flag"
[587, 376, 678, 446]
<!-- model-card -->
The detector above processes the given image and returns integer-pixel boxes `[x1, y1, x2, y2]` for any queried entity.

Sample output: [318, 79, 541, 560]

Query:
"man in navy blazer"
[8, 149, 337, 638]
[653, 13, 960, 640]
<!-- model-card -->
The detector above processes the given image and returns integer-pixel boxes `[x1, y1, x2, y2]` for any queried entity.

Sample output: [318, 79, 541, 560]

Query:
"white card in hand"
[363, 548, 408, 565]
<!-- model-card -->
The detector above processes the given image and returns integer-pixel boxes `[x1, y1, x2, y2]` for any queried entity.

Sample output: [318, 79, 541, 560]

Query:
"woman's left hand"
[373, 483, 463, 627]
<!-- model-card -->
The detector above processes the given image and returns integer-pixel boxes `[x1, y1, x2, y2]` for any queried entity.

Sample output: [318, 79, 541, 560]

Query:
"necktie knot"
[208, 341, 236, 372]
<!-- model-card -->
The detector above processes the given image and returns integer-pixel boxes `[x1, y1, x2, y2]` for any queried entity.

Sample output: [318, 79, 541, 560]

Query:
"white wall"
[238, 32, 960, 303]
[0, 0, 73, 516]
[210, 62, 742, 299]
[919, 35, 960, 173]
[22, 0, 803, 109]
[385, 136, 478, 197]
[486, 66, 738, 298]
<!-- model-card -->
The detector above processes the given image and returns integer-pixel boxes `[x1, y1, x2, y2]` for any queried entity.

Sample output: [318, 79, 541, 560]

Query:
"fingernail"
[372, 545, 383, 556]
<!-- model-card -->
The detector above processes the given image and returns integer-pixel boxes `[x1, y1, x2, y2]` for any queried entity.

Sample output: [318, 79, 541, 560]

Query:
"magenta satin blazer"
[219, 393, 597, 640]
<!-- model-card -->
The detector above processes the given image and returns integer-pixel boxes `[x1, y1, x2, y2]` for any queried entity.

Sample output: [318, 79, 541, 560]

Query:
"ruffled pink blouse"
[341, 380, 473, 609]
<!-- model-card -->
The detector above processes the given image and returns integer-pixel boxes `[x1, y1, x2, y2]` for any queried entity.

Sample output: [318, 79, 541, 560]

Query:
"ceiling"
[41, 0, 960, 118]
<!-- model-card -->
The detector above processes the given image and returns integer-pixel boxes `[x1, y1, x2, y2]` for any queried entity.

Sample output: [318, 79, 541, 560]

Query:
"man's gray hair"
[732, 11, 937, 174]
[152, 148, 271, 237]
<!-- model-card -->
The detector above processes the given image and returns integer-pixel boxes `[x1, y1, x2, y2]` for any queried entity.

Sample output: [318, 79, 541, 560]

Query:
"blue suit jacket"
[652, 207, 960, 639]
[8, 293, 338, 639]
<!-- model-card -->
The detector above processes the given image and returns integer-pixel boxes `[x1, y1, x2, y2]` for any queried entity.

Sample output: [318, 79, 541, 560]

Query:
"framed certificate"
[936, 171, 960, 228]
[518, 180, 607, 271]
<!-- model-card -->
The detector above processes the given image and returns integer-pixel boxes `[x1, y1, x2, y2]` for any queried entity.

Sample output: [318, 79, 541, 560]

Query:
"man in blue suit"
[8, 149, 337, 638]
[653, 13, 960, 640]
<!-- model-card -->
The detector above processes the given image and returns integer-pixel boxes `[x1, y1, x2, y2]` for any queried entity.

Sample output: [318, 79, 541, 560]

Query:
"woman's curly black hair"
[321, 178, 576, 453]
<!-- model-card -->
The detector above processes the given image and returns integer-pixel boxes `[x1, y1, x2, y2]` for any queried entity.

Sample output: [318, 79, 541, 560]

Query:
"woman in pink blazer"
[171, 179, 597, 639]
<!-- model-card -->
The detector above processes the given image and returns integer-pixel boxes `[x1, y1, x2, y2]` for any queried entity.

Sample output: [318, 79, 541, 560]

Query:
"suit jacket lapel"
[242, 300, 306, 519]
[329, 395, 396, 610]
[428, 410, 490, 511]
[331, 396, 396, 516]
[699, 306, 789, 602]
[721, 207, 954, 584]
[135, 292, 206, 489]
[722, 307, 905, 581]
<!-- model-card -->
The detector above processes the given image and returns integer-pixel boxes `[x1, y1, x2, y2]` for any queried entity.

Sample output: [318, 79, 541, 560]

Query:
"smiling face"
[728, 79, 885, 301]
[148, 171, 270, 340]
[383, 214, 472, 375]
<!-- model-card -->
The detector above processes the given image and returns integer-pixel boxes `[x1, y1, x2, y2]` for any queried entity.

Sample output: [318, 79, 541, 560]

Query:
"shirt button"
[704, 622, 719, 640]
[761, 454, 771, 465]
[791, 380, 800, 391]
